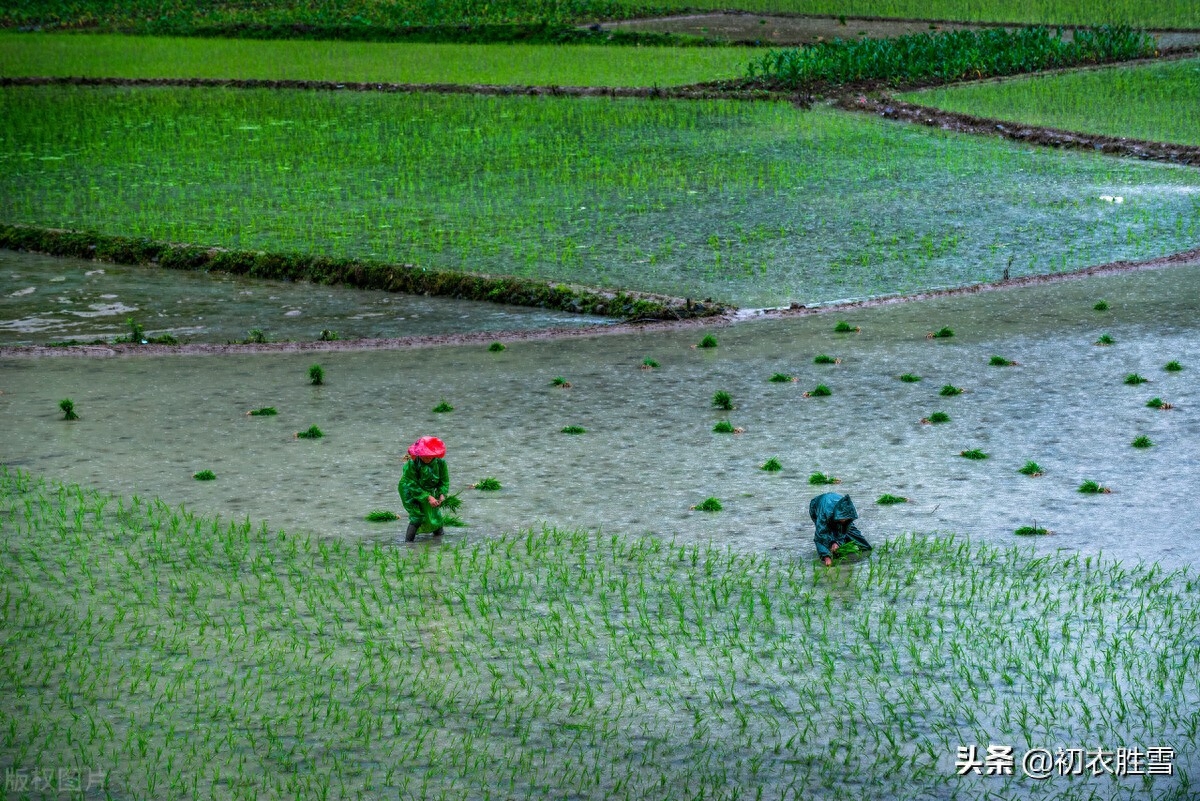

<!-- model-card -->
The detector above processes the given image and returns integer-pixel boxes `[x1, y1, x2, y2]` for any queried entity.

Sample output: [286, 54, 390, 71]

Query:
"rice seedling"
[641, 357, 659, 369]
[124, 316, 145, 344]
[813, 354, 841, 364]
[939, 384, 964, 396]
[432, 400, 455, 413]
[808, 472, 841, 485]
[551, 377, 571, 388]
[1131, 435, 1154, 449]
[296, 424, 324, 439]
[1095, 334, 1115, 345]
[803, 384, 832, 397]
[833, 321, 860, 333]
[712, 420, 737, 433]
[1094, 300, 1110, 311]
[247, 406, 277, 416]
[1079, 479, 1111, 493]
[691, 497, 722, 512]
[488, 342, 505, 352]
[697, 334, 719, 349]
[472, 477, 502, 491]
[244, 328, 268, 344]
[365, 509, 399, 522]
[1014, 525, 1050, 536]
[899, 373, 922, 383]
[560, 425, 586, 435]
[1124, 373, 1149, 385]
[58, 398, 78, 420]
[192, 469, 216, 481]
[988, 355, 1017, 366]
[319, 328, 339, 341]
[921, 411, 950, 424]
[1017, 461, 1044, 476]
[876, 493, 908, 504]
[308, 364, 325, 385]
[927, 327, 954, 339]
[760, 458, 782, 472]
[712, 390, 734, 410]
[1146, 397, 1174, 410]
[960, 448, 988, 460]
[1164, 360, 1183, 372]
[769, 372, 795, 383]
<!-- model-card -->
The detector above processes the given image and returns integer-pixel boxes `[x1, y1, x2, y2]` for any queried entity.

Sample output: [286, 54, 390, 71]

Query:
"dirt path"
[5, 246, 1197, 360]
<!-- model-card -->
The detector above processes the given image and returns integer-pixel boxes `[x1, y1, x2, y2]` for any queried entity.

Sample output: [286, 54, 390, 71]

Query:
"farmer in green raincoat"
[810, 492, 872, 566]
[399, 436, 450, 542]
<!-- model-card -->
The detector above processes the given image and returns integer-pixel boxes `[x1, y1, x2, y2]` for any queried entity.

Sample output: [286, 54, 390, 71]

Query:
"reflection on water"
[0, 249, 604, 345]
[2, 261, 1198, 567]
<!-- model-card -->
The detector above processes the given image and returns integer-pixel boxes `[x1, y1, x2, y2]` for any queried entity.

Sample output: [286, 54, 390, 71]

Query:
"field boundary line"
[836, 94, 1200, 166]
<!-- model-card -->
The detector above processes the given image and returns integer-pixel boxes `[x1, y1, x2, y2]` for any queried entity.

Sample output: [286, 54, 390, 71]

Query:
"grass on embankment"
[4, 86, 1199, 309]
[1, 467, 1197, 800]
[0, 34, 769, 88]
[898, 57, 1200, 148]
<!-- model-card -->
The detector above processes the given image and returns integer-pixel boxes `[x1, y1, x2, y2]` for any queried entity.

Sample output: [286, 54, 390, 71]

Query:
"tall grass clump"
[747, 26, 1156, 90]
[296, 424, 324, 439]
[1018, 461, 1044, 476]
[697, 334, 719, 349]
[761, 458, 782, 472]
[308, 364, 324, 386]
[1164, 360, 1183, 372]
[58, 398, 79, 420]
[712, 390, 734, 411]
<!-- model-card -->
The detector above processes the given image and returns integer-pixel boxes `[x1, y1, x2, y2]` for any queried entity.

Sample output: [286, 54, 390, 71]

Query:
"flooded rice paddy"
[0, 249, 604, 345]
[3, 258, 1197, 569]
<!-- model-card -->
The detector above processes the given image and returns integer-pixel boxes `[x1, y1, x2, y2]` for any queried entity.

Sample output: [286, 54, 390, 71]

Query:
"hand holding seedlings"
[398, 436, 450, 542]
[810, 492, 872, 566]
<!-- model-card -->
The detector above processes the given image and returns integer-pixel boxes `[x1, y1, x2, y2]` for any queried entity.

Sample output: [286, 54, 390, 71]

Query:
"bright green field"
[2, 469, 1196, 800]
[3, 85, 1199, 307]
[898, 57, 1200, 148]
[0, 34, 768, 87]
[614, 0, 1200, 29]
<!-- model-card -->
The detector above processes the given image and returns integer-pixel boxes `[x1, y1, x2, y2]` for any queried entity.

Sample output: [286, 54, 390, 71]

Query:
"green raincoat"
[398, 457, 450, 531]
[809, 492, 872, 559]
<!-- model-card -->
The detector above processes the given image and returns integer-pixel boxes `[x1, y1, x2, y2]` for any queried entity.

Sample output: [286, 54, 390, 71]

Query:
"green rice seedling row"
[0, 34, 771, 88]
[2, 468, 1196, 800]
[3, 86, 1198, 308]
[899, 57, 1200, 148]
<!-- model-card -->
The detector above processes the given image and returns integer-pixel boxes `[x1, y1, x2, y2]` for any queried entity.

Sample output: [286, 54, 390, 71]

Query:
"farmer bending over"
[399, 436, 450, 542]
[810, 492, 872, 566]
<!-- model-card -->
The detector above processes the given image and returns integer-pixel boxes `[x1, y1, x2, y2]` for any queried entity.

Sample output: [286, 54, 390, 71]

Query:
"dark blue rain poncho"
[809, 492, 872, 559]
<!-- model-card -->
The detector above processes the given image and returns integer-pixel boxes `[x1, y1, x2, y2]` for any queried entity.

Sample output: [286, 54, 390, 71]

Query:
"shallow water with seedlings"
[3, 261, 1198, 569]
[0, 249, 603, 345]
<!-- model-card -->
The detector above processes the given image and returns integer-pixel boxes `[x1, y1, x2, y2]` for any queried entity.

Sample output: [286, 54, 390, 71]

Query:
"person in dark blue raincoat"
[809, 492, 872, 566]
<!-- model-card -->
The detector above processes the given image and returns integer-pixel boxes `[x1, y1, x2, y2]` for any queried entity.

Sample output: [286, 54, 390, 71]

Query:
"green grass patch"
[900, 57, 1200, 148]
[4, 468, 1195, 800]
[193, 469, 216, 481]
[296, 424, 324, 439]
[960, 448, 988, 459]
[761, 457, 783, 472]
[0, 34, 770, 87]
[876, 493, 908, 505]
[3, 88, 1198, 308]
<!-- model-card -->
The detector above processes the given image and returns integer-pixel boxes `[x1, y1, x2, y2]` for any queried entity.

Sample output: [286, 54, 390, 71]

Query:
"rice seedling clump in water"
[247, 406, 277, 416]
[989, 355, 1017, 366]
[1096, 333, 1115, 345]
[1018, 460, 1044, 476]
[712, 390, 734, 410]
[296, 425, 324, 439]
[472, 477, 502, 491]
[1131, 435, 1154, 448]
[691, 497, 722, 512]
[641, 357, 659, 369]
[833, 321, 859, 333]
[876, 493, 908, 504]
[922, 411, 951, 424]
[928, 327, 954, 339]
[1079, 479, 1111, 493]
[1094, 300, 1109, 311]
[365, 509, 398, 522]
[560, 425, 586, 435]
[712, 420, 736, 433]
[432, 400, 454, 413]
[939, 384, 964, 396]
[813, 354, 840, 364]
[319, 329, 339, 341]
[1146, 397, 1173, 409]
[193, 469, 216, 481]
[769, 372, 794, 383]
[488, 342, 505, 352]
[1164, 360, 1183, 372]
[308, 364, 324, 386]
[1015, 525, 1050, 536]
[761, 458, 782, 472]
[1124, 373, 1149, 385]
[697, 334, 718, 349]
[805, 384, 832, 397]
[808, 472, 841, 485]
[244, 328, 268, 344]
[58, 398, 78, 420]
[551, 377, 571, 387]
[960, 448, 988, 460]
[900, 373, 922, 383]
